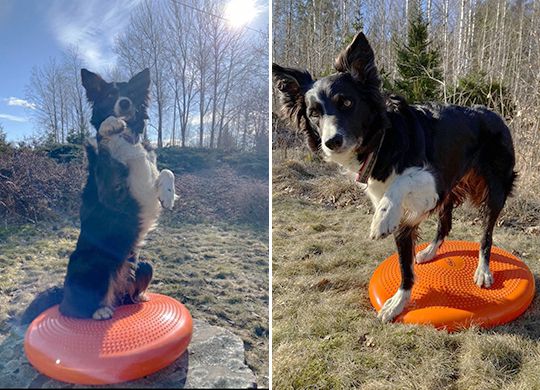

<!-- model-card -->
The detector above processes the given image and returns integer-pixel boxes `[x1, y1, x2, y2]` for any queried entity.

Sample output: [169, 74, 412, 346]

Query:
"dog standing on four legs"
[273, 32, 517, 322]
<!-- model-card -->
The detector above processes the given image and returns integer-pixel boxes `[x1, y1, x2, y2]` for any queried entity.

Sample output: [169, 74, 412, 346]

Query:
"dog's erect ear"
[129, 68, 151, 95]
[272, 63, 321, 152]
[81, 69, 108, 102]
[334, 32, 379, 86]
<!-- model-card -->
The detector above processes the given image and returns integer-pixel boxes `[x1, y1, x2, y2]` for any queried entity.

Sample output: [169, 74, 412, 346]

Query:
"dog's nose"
[325, 134, 343, 150]
[119, 98, 131, 111]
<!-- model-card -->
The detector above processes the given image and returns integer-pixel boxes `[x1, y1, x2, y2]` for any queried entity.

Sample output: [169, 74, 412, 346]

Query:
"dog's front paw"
[92, 306, 114, 320]
[99, 116, 126, 138]
[377, 288, 411, 322]
[370, 198, 400, 239]
[474, 264, 494, 288]
[158, 169, 177, 210]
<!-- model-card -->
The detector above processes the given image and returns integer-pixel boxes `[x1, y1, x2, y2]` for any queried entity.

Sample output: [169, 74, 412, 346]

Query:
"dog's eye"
[342, 99, 353, 109]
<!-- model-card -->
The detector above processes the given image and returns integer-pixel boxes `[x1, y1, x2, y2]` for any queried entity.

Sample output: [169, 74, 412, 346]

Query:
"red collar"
[354, 131, 385, 184]
[355, 152, 374, 183]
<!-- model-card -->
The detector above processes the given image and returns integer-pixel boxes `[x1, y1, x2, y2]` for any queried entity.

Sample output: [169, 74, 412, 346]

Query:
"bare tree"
[116, 0, 170, 147]
[273, 0, 540, 192]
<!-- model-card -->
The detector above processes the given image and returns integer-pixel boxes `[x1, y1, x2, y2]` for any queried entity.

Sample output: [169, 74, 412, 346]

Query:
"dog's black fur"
[273, 32, 517, 320]
[21, 70, 154, 323]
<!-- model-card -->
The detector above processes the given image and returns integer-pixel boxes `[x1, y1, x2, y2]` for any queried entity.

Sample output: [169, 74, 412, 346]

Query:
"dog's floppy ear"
[129, 68, 151, 95]
[334, 32, 380, 86]
[272, 63, 320, 152]
[81, 69, 108, 102]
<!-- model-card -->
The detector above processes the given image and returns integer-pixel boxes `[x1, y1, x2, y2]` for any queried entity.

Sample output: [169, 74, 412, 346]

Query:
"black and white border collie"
[21, 69, 177, 323]
[273, 32, 516, 322]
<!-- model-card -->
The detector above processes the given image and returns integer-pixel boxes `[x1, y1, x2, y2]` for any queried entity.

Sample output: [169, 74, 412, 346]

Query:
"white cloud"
[0, 113, 28, 122]
[5, 97, 36, 110]
[47, 0, 143, 71]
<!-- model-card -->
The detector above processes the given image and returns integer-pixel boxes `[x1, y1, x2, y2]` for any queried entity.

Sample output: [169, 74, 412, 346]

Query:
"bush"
[39, 143, 85, 164]
[451, 72, 515, 119]
[0, 147, 84, 223]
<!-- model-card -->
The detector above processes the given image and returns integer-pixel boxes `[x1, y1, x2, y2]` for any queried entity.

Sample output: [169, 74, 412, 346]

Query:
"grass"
[272, 151, 540, 390]
[0, 220, 269, 387]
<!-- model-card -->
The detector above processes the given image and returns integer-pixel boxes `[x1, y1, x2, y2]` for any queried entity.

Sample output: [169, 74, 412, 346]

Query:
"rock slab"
[0, 319, 256, 388]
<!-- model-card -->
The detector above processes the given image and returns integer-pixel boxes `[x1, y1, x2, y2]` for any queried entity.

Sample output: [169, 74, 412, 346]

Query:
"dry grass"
[272, 151, 540, 390]
[0, 220, 269, 387]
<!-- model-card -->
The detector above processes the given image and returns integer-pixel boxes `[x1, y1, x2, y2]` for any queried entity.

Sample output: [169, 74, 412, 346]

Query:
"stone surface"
[0, 319, 256, 389]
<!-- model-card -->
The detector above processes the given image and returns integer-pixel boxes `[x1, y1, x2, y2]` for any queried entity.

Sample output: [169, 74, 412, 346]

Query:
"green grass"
[272, 155, 540, 390]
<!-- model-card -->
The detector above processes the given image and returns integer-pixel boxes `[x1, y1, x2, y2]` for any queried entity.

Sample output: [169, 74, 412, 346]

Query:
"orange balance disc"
[24, 293, 192, 385]
[369, 241, 535, 331]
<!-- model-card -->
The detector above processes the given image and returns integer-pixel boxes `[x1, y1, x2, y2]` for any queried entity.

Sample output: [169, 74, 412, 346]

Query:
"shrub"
[451, 72, 515, 119]
[39, 143, 85, 164]
[0, 148, 84, 223]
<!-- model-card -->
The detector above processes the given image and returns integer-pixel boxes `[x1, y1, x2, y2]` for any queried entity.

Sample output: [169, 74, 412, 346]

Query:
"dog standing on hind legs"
[21, 68, 178, 323]
[273, 31, 517, 323]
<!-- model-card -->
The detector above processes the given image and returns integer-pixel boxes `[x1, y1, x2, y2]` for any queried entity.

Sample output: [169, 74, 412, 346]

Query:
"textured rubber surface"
[369, 241, 535, 331]
[25, 293, 192, 385]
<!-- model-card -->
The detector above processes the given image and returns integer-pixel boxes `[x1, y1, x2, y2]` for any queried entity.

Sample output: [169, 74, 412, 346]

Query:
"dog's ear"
[272, 63, 320, 152]
[334, 32, 379, 86]
[81, 69, 108, 102]
[129, 68, 151, 96]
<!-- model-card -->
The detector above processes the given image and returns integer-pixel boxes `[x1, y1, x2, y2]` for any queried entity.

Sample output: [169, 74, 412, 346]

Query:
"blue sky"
[0, 0, 269, 143]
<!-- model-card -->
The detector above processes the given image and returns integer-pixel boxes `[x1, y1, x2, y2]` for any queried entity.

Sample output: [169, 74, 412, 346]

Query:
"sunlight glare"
[224, 0, 259, 28]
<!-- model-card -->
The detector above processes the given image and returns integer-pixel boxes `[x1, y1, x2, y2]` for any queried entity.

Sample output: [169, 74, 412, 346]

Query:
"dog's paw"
[474, 264, 494, 288]
[158, 169, 176, 210]
[92, 306, 114, 320]
[370, 198, 400, 240]
[415, 241, 441, 264]
[377, 288, 411, 322]
[99, 116, 126, 138]
[137, 293, 150, 302]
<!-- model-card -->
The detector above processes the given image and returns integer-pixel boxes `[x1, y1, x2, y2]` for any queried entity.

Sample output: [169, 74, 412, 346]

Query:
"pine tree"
[394, 11, 442, 103]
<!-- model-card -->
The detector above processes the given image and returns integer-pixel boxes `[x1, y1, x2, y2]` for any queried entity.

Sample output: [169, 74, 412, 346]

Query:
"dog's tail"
[20, 286, 64, 325]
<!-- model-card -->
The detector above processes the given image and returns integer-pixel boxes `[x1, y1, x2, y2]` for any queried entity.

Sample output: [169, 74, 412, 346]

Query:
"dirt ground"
[272, 152, 540, 390]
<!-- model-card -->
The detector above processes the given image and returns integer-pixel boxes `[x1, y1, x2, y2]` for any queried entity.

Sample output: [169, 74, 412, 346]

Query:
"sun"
[224, 0, 259, 28]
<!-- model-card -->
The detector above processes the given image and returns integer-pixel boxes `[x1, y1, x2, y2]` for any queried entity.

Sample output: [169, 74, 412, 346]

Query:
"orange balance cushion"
[369, 241, 534, 331]
[25, 293, 192, 385]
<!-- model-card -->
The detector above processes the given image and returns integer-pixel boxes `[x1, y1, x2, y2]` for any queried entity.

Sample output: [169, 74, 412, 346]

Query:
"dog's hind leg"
[157, 169, 178, 210]
[416, 200, 453, 264]
[378, 226, 417, 322]
[474, 190, 505, 288]
[132, 261, 153, 302]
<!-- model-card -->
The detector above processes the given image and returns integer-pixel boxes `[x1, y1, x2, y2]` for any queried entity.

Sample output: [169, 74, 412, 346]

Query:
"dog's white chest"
[105, 137, 161, 237]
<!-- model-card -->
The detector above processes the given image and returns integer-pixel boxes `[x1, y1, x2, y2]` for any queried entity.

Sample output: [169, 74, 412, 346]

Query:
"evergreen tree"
[394, 11, 442, 103]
